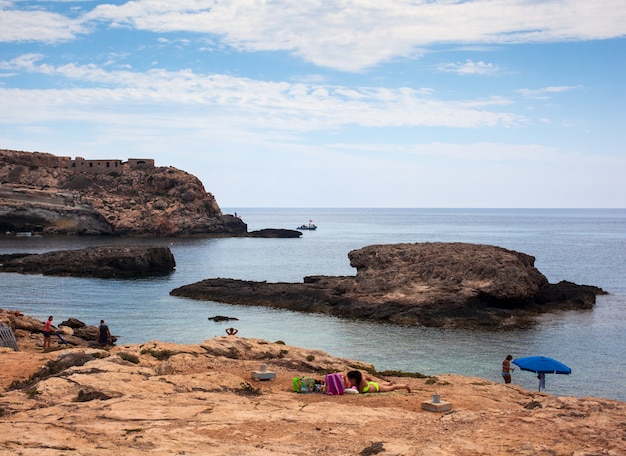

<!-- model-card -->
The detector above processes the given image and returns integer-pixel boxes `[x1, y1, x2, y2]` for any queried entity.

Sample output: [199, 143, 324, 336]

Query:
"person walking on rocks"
[502, 354, 515, 384]
[43, 315, 53, 351]
[98, 320, 111, 346]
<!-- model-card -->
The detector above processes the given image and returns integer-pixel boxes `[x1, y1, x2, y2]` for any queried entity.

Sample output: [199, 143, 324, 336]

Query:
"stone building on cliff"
[69, 157, 155, 173]
[0, 150, 155, 173]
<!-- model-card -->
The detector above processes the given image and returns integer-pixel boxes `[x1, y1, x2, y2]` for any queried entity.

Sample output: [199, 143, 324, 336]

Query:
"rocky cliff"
[0, 149, 247, 236]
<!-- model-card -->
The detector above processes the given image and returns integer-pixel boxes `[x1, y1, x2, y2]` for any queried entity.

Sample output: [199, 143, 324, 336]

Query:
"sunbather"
[346, 370, 412, 393]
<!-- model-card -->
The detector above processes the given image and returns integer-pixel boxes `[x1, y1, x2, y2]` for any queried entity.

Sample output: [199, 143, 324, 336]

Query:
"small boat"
[297, 220, 317, 230]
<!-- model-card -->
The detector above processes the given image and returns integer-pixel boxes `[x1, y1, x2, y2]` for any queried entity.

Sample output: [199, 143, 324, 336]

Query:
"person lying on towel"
[346, 370, 412, 393]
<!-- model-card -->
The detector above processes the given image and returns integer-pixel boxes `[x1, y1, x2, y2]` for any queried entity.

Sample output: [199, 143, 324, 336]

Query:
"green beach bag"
[292, 376, 315, 393]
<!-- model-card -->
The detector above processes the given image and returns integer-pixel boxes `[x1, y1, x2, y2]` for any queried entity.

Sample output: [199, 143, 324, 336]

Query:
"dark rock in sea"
[248, 228, 302, 238]
[208, 315, 239, 322]
[0, 245, 176, 278]
[170, 242, 606, 329]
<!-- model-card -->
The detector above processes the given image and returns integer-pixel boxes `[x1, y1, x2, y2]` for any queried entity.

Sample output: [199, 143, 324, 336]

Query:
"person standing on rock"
[502, 354, 515, 384]
[537, 373, 546, 391]
[43, 315, 53, 351]
[98, 320, 111, 346]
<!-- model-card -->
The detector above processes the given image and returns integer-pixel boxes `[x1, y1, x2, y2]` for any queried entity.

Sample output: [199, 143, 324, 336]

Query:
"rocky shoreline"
[0, 309, 624, 455]
[1, 309, 118, 349]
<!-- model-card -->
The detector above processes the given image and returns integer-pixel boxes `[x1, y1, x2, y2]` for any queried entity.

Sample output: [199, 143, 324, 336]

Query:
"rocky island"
[0, 245, 176, 278]
[0, 149, 246, 236]
[0, 309, 624, 455]
[171, 242, 605, 328]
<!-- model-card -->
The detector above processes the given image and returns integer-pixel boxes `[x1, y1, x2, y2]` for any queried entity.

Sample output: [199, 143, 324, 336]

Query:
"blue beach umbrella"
[512, 356, 571, 391]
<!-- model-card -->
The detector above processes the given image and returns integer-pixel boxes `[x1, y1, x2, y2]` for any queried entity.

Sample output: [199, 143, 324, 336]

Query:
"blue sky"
[1, 1, 625, 208]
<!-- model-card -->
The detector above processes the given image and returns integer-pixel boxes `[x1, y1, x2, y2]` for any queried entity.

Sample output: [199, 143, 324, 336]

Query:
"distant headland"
[0, 148, 247, 237]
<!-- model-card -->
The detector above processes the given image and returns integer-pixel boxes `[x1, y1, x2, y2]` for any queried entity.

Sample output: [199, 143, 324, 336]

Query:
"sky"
[1, 1, 625, 208]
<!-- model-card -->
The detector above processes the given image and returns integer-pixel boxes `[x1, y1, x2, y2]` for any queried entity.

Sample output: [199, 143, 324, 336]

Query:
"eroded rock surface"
[0, 311, 624, 455]
[0, 245, 175, 278]
[0, 149, 247, 236]
[171, 242, 604, 328]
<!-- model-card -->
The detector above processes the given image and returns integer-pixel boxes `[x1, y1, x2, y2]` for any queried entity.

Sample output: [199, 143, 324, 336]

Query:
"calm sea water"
[1, 208, 625, 401]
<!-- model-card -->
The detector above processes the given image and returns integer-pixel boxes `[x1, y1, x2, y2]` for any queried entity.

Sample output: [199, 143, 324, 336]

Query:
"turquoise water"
[1, 208, 625, 401]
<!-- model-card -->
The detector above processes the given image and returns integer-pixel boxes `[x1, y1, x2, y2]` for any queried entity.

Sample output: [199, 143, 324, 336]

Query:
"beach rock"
[0, 320, 624, 456]
[72, 325, 101, 342]
[57, 325, 74, 336]
[0, 310, 47, 333]
[0, 149, 247, 236]
[0, 245, 176, 278]
[0, 310, 116, 347]
[171, 242, 605, 328]
[59, 318, 86, 329]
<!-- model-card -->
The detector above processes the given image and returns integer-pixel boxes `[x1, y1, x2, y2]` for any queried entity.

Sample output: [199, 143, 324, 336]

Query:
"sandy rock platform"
[1, 334, 624, 455]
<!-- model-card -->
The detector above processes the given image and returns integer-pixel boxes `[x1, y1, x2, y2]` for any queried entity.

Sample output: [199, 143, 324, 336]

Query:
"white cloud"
[436, 59, 502, 76]
[3, 1, 625, 70]
[84, 0, 626, 71]
[329, 141, 561, 162]
[516, 85, 583, 99]
[0, 4, 88, 42]
[0, 54, 525, 130]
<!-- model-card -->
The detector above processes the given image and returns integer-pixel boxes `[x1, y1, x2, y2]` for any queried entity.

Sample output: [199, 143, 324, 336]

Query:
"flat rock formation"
[0, 310, 624, 455]
[0, 149, 247, 236]
[171, 242, 605, 328]
[0, 245, 175, 278]
[248, 228, 302, 238]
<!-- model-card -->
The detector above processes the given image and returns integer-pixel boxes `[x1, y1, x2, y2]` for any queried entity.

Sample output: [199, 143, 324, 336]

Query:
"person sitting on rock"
[346, 370, 411, 393]
[98, 320, 111, 346]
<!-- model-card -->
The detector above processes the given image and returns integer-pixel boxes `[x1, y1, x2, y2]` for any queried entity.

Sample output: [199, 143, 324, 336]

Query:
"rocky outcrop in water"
[171, 242, 605, 328]
[0, 149, 247, 236]
[248, 228, 302, 238]
[0, 245, 175, 278]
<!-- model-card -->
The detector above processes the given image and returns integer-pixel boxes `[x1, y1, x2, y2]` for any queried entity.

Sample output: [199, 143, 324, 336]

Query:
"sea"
[1, 208, 625, 402]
